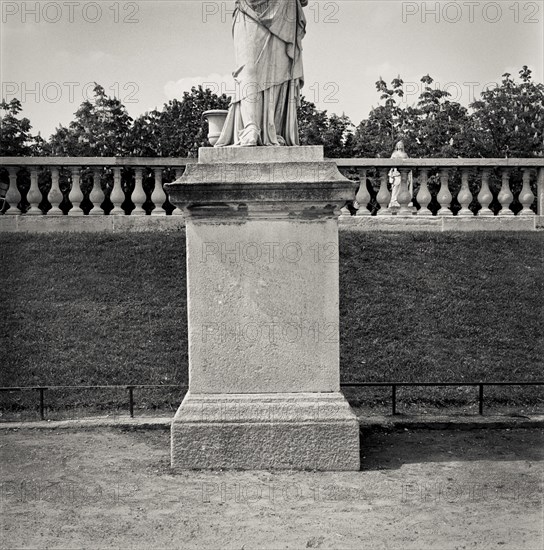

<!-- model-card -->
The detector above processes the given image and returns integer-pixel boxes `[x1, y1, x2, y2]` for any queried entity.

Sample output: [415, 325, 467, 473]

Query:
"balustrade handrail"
[336, 158, 544, 168]
[0, 156, 543, 167]
[0, 157, 198, 167]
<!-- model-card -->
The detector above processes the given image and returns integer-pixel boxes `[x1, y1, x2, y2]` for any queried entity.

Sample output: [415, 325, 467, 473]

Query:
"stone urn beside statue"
[202, 110, 229, 146]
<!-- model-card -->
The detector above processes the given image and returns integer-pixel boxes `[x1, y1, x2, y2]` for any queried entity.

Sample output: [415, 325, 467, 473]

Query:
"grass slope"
[1, 231, 542, 414]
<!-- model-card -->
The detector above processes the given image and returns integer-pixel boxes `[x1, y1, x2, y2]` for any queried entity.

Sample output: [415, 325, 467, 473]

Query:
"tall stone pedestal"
[166, 146, 360, 470]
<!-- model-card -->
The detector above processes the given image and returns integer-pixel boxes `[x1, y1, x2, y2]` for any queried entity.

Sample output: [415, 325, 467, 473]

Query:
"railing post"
[132, 168, 146, 215]
[151, 168, 166, 216]
[457, 168, 474, 216]
[5, 167, 21, 215]
[498, 168, 514, 216]
[68, 167, 84, 216]
[392, 384, 397, 415]
[478, 384, 484, 415]
[26, 167, 43, 215]
[128, 386, 134, 418]
[416, 168, 432, 216]
[355, 168, 371, 216]
[37, 387, 46, 420]
[89, 167, 105, 215]
[47, 167, 64, 215]
[519, 168, 536, 216]
[437, 168, 453, 216]
[477, 168, 494, 216]
[376, 169, 392, 216]
[110, 167, 125, 215]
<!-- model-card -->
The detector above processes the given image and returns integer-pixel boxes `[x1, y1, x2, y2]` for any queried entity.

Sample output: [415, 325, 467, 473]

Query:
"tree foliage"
[49, 84, 133, 156]
[297, 97, 355, 157]
[2, 66, 542, 160]
[470, 66, 544, 158]
[353, 67, 543, 159]
[0, 99, 46, 156]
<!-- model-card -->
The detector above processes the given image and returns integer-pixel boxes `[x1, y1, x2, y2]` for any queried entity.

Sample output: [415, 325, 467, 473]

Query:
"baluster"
[110, 167, 125, 215]
[477, 168, 494, 216]
[519, 168, 535, 216]
[131, 167, 146, 215]
[436, 168, 453, 216]
[26, 167, 42, 215]
[171, 168, 184, 216]
[151, 168, 166, 216]
[47, 167, 63, 215]
[498, 168, 514, 216]
[68, 167, 84, 216]
[355, 168, 371, 216]
[457, 168, 474, 216]
[397, 168, 412, 216]
[89, 167, 104, 215]
[5, 167, 21, 215]
[376, 169, 391, 216]
[415, 168, 432, 216]
[537, 167, 544, 216]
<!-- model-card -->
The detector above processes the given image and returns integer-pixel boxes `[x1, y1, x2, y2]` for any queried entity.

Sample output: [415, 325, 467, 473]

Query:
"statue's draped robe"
[215, 0, 306, 147]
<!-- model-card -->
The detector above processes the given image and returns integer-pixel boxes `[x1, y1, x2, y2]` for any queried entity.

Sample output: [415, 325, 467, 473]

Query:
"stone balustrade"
[0, 157, 542, 224]
[0, 158, 197, 217]
[334, 158, 543, 218]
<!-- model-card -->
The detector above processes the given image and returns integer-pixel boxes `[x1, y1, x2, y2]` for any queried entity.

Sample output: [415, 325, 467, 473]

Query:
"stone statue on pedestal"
[215, 0, 307, 147]
[388, 141, 413, 208]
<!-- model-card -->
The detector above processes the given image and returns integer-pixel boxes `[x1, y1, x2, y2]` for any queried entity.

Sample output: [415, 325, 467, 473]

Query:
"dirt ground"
[1, 428, 542, 550]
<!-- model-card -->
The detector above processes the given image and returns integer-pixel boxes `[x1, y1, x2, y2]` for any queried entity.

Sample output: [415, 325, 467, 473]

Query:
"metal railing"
[340, 381, 544, 415]
[1, 381, 542, 421]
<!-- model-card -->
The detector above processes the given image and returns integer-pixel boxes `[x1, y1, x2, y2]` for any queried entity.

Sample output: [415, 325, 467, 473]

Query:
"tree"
[470, 66, 544, 157]
[297, 97, 355, 157]
[353, 75, 475, 158]
[49, 84, 133, 156]
[0, 99, 35, 156]
[408, 75, 476, 158]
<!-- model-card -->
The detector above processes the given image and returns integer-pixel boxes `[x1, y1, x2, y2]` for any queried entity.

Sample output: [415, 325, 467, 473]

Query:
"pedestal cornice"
[165, 146, 357, 219]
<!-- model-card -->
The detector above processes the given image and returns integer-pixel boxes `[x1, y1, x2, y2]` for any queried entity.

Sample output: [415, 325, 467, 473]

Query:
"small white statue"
[388, 141, 413, 208]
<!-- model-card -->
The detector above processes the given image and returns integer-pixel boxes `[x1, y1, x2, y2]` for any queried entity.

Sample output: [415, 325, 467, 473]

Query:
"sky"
[1, 0, 543, 139]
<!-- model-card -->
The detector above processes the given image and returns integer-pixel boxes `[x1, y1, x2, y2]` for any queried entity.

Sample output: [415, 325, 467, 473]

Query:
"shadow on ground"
[360, 428, 543, 470]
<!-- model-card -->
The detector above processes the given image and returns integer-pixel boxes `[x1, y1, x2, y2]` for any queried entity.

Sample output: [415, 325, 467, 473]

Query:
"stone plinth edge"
[1, 215, 540, 233]
[171, 392, 360, 471]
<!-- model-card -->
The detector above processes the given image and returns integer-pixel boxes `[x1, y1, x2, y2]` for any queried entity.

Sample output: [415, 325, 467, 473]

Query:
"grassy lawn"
[1, 230, 542, 416]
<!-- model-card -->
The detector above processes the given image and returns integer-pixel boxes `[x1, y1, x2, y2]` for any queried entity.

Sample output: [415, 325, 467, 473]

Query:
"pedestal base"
[171, 392, 360, 471]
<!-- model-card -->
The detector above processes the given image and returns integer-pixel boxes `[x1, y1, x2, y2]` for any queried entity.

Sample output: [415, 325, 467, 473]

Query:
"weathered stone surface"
[17, 215, 114, 233]
[0, 216, 18, 232]
[199, 146, 324, 164]
[340, 215, 442, 232]
[442, 216, 536, 232]
[171, 393, 360, 471]
[1, 214, 540, 234]
[187, 218, 340, 394]
[112, 216, 185, 232]
[169, 146, 360, 471]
